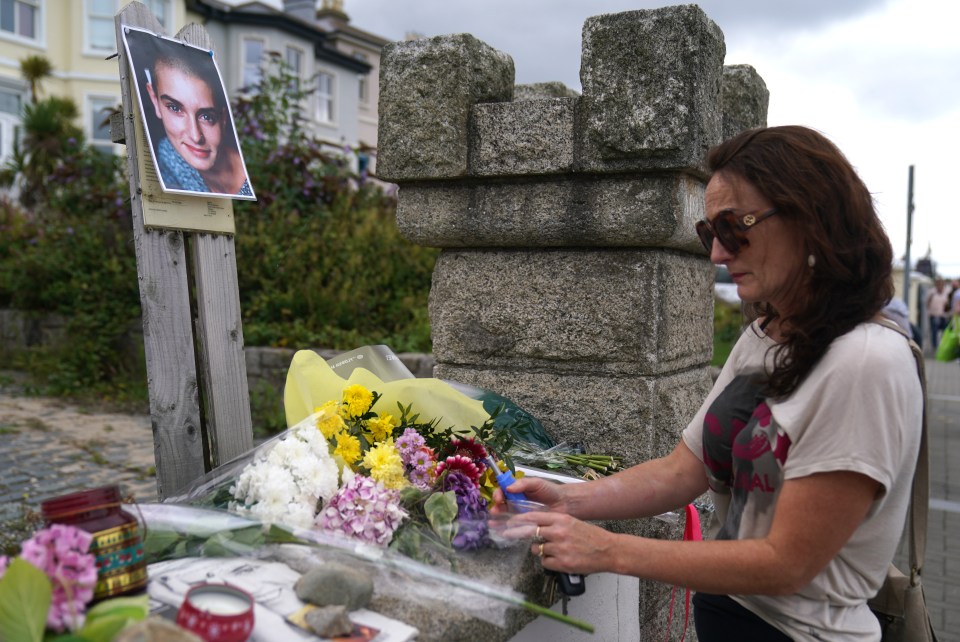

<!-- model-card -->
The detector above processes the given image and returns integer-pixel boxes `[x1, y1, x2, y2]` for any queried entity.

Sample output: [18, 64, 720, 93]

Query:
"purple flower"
[0, 555, 8, 578]
[396, 428, 426, 465]
[408, 468, 433, 491]
[440, 472, 490, 551]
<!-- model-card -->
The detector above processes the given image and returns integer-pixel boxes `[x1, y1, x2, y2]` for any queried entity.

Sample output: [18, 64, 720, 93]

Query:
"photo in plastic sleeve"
[121, 26, 256, 200]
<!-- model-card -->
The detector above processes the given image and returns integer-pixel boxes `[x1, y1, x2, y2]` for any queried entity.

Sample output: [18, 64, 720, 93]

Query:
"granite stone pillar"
[378, 4, 768, 640]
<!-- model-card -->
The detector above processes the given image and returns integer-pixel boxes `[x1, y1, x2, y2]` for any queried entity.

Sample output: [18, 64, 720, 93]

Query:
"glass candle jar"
[41, 484, 147, 601]
[177, 584, 255, 642]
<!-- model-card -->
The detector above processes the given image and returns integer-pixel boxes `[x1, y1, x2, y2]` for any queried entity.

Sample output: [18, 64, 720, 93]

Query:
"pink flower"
[18, 524, 97, 632]
[435, 454, 481, 485]
[316, 474, 407, 546]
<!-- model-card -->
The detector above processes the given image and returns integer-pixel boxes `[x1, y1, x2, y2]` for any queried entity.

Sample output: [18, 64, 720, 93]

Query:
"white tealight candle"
[188, 589, 252, 615]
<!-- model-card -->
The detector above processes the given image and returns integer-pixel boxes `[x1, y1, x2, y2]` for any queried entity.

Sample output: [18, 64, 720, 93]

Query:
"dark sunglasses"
[695, 208, 779, 254]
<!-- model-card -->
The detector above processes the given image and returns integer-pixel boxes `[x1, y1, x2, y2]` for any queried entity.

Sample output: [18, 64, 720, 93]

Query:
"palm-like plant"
[20, 54, 53, 103]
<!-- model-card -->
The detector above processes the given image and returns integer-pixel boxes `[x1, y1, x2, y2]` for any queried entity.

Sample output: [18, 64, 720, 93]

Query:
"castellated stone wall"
[378, 5, 768, 638]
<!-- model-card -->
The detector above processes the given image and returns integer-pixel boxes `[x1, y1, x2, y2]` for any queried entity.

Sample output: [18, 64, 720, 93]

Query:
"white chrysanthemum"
[230, 415, 338, 528]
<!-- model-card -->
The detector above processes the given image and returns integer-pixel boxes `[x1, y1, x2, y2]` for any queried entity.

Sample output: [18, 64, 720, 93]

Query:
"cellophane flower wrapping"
[154, 346, 602, 633]
[168, 346, 552, 566]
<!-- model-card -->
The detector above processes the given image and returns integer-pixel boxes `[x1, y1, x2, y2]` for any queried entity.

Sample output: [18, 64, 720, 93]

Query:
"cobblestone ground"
[0, 380, 158, 536]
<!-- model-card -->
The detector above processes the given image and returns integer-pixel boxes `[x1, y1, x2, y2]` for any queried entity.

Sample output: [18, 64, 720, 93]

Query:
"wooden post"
[113, 2, 253, 499]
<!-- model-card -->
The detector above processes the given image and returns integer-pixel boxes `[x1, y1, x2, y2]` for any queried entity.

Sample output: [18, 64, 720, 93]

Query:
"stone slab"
[721, 64, 769, 142]
[377, 33, 514, 181]
[395, 174, 706, 251]
[429, 249, 715, 375]
[432, 365, 712, 468]
[513, 82, 580, 101]
[578, 5, 725, 173]
[471, 98, 577, 176]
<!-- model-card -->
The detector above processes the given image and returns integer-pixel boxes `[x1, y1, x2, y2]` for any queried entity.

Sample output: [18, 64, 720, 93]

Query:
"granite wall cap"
[378, 33, 514, 182]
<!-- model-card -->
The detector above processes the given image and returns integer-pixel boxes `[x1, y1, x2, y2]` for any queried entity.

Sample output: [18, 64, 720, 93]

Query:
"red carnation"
[435, 454, 482, 485]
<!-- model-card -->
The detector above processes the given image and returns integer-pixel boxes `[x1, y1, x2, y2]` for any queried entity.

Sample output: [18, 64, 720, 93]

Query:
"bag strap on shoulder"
[871, 316, 929, 584]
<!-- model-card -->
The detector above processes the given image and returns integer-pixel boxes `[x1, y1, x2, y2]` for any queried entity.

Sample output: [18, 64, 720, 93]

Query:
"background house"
[0, 0, 388, 170]
[0, 0, 182, 161]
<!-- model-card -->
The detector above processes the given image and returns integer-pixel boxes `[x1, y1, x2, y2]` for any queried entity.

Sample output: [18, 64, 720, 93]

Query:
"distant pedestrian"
[924, 278, 950, 348]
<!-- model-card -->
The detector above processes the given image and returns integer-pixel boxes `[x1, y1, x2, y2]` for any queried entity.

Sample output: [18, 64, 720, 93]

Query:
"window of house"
[316, 71, 334, 123]
[1, 0, 40, 41]
[0, 113, 18, 165]
[0, 87, 20, 115]
[285, 46, 302, 76]
[141, 0, 171, 32]
[285, 45, 302, 90]
[353, 52, 369, 104]
[86, 0, 116, 52]
[243, 38, 264, 90]
[89, 96, 116, 154]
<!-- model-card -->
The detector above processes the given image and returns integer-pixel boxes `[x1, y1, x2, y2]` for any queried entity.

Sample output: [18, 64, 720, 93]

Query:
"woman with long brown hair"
[499, 126, 921, 641]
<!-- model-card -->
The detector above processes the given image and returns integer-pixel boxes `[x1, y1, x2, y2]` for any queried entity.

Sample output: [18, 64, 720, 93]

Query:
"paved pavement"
[0, 361, 957, 638]
[899, 357, 960, 640]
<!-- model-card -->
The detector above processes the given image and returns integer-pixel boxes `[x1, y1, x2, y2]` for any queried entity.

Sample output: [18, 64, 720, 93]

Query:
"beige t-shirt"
[682, 321, 922, 641]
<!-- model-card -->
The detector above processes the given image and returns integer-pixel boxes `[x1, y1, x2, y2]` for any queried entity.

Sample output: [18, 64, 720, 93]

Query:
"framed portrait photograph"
[121, 26, 256, 201]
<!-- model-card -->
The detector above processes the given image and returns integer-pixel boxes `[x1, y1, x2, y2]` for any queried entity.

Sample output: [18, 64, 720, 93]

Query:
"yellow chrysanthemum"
[333, 433, 362, 465]
[362, 440, 407, 489]
[340, 384, 375, 419]
[316, 402, 347, 439]
[367, 413, 399, 442]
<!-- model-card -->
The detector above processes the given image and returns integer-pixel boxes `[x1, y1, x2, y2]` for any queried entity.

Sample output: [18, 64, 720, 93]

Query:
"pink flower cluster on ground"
[1, 524, 98, 632]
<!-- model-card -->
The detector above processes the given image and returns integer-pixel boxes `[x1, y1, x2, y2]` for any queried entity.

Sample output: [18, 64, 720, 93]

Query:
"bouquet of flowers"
[173, 346, 555, 567]
[233, 351, 545, 564]
[154, 346, 605, 634]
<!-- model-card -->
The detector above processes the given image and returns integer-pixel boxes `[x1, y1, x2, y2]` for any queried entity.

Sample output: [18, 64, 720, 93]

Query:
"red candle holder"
[176, 583, 255, 642]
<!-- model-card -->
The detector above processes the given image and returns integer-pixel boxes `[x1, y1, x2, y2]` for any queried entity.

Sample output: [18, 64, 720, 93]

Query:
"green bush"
[231, 54, 437, 352]
[0, 125, 141, 397]
[712, 300, 744, 367]
[0, 59, 436, 403]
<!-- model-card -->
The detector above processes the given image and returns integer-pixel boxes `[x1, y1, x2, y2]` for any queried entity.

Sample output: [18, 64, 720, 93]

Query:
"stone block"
[377, 34, 514, 181]
[721, 64, 769, 141]
[471, 98, 576, 176]
[513, 81, 580, 101]
[429, 249, 714, 375]
[395, 174, 706, 251]
[578, 5, 725, 173]
[432, 365, 712, 467]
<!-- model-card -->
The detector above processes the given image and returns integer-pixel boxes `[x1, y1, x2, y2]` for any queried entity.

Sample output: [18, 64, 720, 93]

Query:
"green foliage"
[0, 133, 140, 396]
[0, 558, 51, 642]
[19, 54, 53, 103]
[712, 300, 744, 367]
[0, 52, 435, 404]
[232, 57, 437, 352]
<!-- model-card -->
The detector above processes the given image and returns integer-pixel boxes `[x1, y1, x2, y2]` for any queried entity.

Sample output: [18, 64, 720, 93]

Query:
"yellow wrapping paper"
[283, 350, 491, 434]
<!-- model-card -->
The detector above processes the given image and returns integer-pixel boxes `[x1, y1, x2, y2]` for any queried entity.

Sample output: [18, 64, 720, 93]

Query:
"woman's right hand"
[491, 476, 569, 514]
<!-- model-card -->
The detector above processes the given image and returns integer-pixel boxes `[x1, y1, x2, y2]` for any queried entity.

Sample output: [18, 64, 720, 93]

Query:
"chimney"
[283, 0, 316, 22]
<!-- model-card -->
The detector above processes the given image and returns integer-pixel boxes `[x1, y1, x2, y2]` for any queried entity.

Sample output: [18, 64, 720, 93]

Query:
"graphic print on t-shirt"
[702, 373, 791, 540]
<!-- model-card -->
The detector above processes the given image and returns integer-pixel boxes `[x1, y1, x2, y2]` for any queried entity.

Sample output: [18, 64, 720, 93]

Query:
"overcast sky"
[247, 0, 960, 277]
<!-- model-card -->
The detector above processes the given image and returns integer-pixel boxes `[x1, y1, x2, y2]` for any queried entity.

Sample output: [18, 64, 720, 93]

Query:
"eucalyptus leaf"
[424, 491, 458, 546]
[84, 594, 149, 621]
[77, 615, 134, 642]
[0, 558, 51, 642]
[142, 529, 180, 557]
